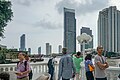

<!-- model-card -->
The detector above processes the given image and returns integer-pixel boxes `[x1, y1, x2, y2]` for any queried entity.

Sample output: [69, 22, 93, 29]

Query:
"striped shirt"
[17, 60, 30, 78]
[58, 54, 76, 80]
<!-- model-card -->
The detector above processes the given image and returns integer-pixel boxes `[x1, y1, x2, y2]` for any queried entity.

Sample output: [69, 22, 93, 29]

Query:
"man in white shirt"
[94, 46, 109, 80]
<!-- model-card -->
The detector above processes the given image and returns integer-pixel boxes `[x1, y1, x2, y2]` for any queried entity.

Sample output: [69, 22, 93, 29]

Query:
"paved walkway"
[9, 72, 42, 80]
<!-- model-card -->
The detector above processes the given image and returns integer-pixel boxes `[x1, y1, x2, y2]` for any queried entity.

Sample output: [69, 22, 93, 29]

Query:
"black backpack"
[47, 58, 54, 69]
[17, 61, 27, 71]
[17, 61, 33, 79]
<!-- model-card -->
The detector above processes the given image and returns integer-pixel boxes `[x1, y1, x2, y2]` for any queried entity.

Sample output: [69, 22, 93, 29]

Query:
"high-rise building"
[20, 34, 26, 51]
[58, 45, 62, 53]
[98, 6, 120, 52]
[81, 27, 93, 51]
[28, 48, 31, 55]
[64, 8, 76, 54]
[49, 45, 52, 54]
[38, 47, 41, 54]
[46, 43, 50, 55]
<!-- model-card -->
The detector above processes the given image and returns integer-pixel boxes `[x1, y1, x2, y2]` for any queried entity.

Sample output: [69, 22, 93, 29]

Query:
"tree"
[0, 0, 13, 38]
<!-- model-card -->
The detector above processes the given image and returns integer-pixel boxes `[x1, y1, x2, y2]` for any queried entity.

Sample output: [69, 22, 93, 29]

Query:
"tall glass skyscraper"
[64, 8, 76, 54]
[81, 27, 93, 51]
[20, 34, 26, 51]
[98, 6, 120, 52]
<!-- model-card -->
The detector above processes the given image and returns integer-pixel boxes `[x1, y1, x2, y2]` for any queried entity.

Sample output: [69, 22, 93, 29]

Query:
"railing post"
[45, 64, 48, 73]
[39, 65, 41, 73]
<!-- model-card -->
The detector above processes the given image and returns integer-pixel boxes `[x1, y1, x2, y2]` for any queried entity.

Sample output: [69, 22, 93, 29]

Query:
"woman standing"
[85, 54, 94, 80]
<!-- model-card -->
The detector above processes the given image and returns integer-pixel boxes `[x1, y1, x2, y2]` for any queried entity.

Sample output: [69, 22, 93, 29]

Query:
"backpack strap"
[24, 61, 27, 71]
[17, 61, 19, 69]
[17, 61, 28, 71]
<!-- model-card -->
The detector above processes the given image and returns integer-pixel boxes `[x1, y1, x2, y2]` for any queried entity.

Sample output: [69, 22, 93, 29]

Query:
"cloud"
[33, 19, 62, 29]
[14, 0, 31, 7]
[56, 0, 109, 15]
[13, 0, 47, 7]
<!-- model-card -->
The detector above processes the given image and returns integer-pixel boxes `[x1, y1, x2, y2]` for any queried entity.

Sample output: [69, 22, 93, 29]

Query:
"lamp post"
[77, 33, 92, 80]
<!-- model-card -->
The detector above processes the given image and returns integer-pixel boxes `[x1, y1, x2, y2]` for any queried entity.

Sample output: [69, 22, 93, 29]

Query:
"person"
[94, 46, 109, 80]
[16, 52, 31, 80]
[24, 54, 33, 80]
[58, 48, 76, 80]
[48, 55, 57, 80]
[85, 54, 94, 80]
[73, 52, 83, 80]
[0, 72, 10, 80]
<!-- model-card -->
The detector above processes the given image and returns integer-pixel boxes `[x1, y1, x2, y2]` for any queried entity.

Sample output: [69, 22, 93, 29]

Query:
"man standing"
[48, 55, 57, 80]
[94, 46, 109, 80]
[58, 48, 76, 80]
[73, 52, 83, 80]
[16, 52, 31, 80]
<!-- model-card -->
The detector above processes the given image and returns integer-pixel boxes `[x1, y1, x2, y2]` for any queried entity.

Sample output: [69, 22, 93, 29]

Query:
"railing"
[80, 65, 120, 80]
[0, 62, 59, 80]
[106, 66, 120, 80]
[0, 62, 120, 80]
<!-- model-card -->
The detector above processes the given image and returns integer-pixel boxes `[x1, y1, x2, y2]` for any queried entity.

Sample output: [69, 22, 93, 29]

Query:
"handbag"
[88, 65, 94, 71]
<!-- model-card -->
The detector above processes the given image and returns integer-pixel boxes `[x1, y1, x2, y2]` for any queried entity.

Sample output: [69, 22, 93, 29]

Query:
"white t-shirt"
[94, 54, 107, 78]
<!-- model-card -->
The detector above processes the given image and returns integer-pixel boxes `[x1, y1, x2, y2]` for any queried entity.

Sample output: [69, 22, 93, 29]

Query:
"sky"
[1, 0, 120, 54]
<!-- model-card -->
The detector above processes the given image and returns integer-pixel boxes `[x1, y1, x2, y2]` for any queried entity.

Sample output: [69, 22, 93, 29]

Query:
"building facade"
[46, 43, 52, 55]
[98, 6, 120, 52]
[49, 45, 52, 54]
[81, 27, 93, 51]
[20, 34, 26, 51]
[64, 8, 76, 54]
[58, 45, 62, 54]
[38, 47, 41, 54]
[28, 48, 31, 55]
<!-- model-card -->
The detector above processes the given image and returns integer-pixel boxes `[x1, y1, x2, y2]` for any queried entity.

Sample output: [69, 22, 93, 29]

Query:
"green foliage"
[0, 0, 13, 38]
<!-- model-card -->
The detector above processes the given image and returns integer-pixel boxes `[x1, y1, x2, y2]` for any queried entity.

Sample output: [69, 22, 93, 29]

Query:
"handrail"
[0, 62, 120, 80]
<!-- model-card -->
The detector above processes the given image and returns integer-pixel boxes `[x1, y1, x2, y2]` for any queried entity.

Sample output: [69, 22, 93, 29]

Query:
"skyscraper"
[98, 6, 120, 52]
[58, 45, 62, 54]
[64, 8, 76, 54]
[38, 47, 41, 54]
[28, 48, 31, 55]
[49, 45, 52, 54]
[46, 43, 50, 55]
[20, 34, 26, 51]
[81, 27, 93, 51]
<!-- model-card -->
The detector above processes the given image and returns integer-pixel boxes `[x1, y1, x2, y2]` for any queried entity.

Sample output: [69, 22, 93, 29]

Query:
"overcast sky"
[1, 0, 120, 54]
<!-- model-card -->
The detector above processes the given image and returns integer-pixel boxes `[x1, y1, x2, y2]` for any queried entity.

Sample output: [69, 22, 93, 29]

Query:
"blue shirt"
[85, 60, 93, 72]
[58, 54, 76, 80]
